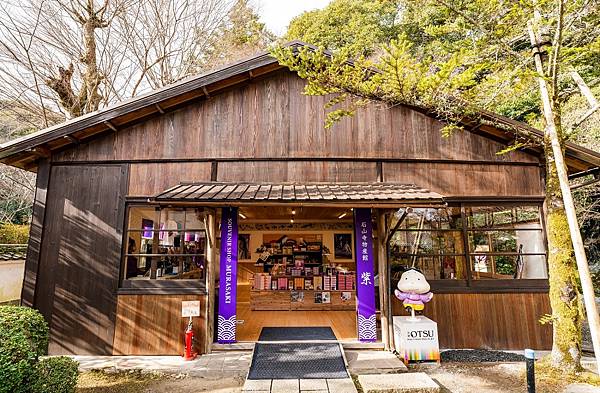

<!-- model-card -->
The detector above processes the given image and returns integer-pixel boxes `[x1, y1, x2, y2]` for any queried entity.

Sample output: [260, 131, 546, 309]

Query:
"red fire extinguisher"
[183, 317, 197, 361]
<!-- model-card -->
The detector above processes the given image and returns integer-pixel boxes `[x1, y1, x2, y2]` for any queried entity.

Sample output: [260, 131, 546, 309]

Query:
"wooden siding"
[36, 165, 127, 355]
[217, 161, 378, 183]
[50, 71, 545, 198]
[392, 293, 552, 349]
[128, 162, 212, 196]
[383, 162, 544, 196]
[21, 159, 50, 307]
[113, 294, 207, 355]
[54, 71, 538, 164]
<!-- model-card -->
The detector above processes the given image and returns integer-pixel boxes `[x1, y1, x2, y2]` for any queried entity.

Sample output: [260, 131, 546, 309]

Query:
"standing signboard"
[217, 207, 238, 343]
[354, 208, 377, 341]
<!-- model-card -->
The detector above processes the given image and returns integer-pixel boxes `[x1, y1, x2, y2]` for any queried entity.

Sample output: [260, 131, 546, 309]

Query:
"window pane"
[464, 205, 541, 228]
[123, 206, 208, 284]
[160, 208, 185, 232]
[470, 254, 547, 279]
[516, 206, 541, 225]
[398, 207, 462, 230]
[390, 255, 467, 281]
[468, 229, 544, 254]
[390, 230, 464, 255]
[127, 206, 156, 230]
[185, 209, 206, 230]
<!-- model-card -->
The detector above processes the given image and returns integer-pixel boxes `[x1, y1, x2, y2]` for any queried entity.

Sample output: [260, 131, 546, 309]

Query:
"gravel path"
[441, 349, 526, 363]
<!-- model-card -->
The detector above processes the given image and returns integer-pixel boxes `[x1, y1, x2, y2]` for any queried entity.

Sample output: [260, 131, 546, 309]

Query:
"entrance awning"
[153, 182, 445, 206]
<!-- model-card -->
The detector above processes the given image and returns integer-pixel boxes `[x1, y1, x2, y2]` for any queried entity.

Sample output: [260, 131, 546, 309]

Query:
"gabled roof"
[1, 40, 599, 174]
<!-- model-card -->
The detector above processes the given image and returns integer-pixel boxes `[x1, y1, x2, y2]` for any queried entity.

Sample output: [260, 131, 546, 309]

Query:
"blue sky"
[256, 0, 331, 36]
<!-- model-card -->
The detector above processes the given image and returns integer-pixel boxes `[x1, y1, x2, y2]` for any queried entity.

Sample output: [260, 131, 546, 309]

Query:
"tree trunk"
[545, 142, 583, 372]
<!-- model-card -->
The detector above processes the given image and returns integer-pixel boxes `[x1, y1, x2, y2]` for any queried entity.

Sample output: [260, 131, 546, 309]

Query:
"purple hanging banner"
[354, 208, 377, 341]
[217, 207, 238, 343]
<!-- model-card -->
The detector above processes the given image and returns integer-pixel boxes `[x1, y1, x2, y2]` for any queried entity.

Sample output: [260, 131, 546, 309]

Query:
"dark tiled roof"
[154, 182, 445, 204]
[0, 247, 26, 261]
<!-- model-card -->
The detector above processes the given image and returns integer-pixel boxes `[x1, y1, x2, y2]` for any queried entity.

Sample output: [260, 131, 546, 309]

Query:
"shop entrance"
[222, 205, 375, 342]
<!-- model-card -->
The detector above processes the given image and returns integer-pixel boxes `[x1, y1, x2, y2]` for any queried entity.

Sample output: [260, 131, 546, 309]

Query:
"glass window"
[464, 205, 547, 280]
[388, 205, 547, 283]
[389, 207, 467, 281]
[123, 206, 207, 283]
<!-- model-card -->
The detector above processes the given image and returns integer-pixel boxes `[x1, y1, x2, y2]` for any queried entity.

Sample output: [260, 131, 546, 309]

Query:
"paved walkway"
[72, 351, 252, 379]
[242, 378, 357, 393]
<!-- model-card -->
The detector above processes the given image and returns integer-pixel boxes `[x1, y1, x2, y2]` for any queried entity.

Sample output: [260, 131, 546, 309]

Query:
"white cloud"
[255, 0, 331, 36]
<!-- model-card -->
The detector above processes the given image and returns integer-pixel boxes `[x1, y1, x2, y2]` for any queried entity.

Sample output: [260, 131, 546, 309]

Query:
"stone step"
[345, 350, 408, 374]
[357, 373, 440, 393]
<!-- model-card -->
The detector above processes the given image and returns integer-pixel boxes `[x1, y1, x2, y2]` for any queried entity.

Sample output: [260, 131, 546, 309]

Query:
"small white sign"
[181, 300, 200, 317]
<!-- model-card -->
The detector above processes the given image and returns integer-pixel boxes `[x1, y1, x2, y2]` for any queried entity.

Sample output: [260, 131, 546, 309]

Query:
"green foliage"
[0, 306, 49, 393]
[277, 0, 600, 372]
[286, 0, 402, 57]
[31, 357, 79, 393]
[0, 223, 29, 244]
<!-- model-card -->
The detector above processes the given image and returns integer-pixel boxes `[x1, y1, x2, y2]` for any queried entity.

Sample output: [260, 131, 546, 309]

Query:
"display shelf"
[250, 289, 356, 311]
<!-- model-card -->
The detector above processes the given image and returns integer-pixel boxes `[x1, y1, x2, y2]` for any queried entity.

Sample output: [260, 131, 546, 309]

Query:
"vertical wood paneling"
[128, 162, 212, 196]
[52, 71, 540, 165]
[21, 159, 50, 308]
[217, 161, 379, 183]
[392, 293, 552, 349]
[383, 162, 543, 196]
[36, 164, 127, 355]
[113, 294, 207, 355]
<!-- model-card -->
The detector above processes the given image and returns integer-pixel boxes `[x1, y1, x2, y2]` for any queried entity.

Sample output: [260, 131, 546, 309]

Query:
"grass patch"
[76, 370, 165, 393]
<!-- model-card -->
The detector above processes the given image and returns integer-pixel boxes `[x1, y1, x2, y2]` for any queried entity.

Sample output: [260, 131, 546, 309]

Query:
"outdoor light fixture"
[239, 212, 247, 219]
[338, 212, 347, 219]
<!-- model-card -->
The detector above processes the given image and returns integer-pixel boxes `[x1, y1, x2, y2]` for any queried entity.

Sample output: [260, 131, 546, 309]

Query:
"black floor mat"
[247, 342, 348, 379]
[258, 326, 337, 342]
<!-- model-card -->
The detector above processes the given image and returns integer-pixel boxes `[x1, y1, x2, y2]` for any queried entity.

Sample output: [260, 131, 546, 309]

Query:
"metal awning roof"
[153, 182, 445, 206]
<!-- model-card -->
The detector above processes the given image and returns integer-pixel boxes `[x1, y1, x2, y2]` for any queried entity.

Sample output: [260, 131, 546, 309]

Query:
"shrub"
[0, 223, 29, 244]
[0, 306, 49, 393]
[31, 357, 79, 393]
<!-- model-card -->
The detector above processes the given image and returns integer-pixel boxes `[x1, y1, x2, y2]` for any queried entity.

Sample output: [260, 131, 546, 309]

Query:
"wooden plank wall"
[217, 161, 378, 183]
[383, 163, 543, 196]
[113, 294, 207, 355]
[21, 159, 50, 307]
[35, 164, 127, 355]
[129, 162, 212, 196]
[52, 71, 543, 198]
[392, 293, 552, 349]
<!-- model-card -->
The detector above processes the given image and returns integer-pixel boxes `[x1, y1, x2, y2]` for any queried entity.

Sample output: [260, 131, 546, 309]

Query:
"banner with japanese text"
[354, 208, 377, 341]
[217, 207, 238, 343]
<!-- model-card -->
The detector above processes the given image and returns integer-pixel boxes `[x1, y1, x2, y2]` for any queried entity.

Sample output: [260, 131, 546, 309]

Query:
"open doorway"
[232, 205, 370, 342]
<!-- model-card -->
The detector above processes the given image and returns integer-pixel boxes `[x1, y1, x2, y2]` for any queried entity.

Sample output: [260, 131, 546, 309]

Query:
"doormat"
[258, 326, 337, 342]
[247, 342, 348, 379]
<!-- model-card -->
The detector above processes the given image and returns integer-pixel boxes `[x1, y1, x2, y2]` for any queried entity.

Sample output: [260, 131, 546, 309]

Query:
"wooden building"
[1, 41, 599, 355]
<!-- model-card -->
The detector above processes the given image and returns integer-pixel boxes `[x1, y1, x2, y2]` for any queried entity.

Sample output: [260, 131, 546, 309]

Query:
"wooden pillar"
[21, 158, 50, 308]
[376, 209, 391, 350]
[204, 209, 218, 353]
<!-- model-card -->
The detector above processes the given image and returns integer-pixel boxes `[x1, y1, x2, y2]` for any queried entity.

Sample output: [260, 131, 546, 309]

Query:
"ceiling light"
[338, 212, 347, 219]
[239, 212, 247, 219]
[291, 209, 296, 215]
